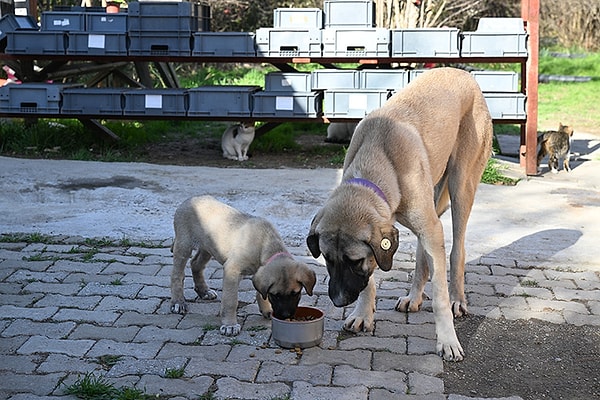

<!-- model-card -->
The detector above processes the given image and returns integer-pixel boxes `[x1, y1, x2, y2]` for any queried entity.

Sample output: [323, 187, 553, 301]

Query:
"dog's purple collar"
[345, 178, 388, 204]
[265, 251, 292, 265]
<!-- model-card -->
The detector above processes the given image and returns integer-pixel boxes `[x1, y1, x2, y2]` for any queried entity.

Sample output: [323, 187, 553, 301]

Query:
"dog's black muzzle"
[327, 262, 370, 307]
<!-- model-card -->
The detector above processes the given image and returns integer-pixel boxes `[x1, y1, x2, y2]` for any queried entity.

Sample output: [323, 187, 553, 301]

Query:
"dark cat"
[536, 123, 574, 173]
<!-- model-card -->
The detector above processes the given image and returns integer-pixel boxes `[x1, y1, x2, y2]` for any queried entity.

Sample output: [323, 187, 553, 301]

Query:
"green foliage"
[251, 123, 300, 153]
[538, 50, 600, 77]
[164, 366, 185, 379]
[481, 158, 519, 186]
[64, 372, 152, 400]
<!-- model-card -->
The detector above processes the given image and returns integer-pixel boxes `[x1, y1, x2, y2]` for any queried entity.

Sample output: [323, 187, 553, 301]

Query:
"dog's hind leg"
[190, 250, 217, 301]
[170, 239, 191, 314]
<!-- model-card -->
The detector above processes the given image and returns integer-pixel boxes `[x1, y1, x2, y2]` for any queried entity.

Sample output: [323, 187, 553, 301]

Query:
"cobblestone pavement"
[0, 235, 598, 400]
[0, 132, 599, 400]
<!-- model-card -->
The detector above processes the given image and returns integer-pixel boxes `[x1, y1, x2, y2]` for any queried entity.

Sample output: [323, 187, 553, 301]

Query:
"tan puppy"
[171, 195, 316, 336]
[307, 67, 493, 361]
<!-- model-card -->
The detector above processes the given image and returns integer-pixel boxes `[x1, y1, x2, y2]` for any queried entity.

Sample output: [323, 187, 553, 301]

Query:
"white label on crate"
[145, 95, 163, 109]
[88, 35, 106, 49]
[349, 94, 367, 109]
[276, 96, 294, 111]
[55, 18, 70, 27]
[281, 79, 291, 87]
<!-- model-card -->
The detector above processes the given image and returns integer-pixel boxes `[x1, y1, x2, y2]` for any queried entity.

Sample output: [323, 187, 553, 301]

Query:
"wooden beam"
[521, 0, 540, 175]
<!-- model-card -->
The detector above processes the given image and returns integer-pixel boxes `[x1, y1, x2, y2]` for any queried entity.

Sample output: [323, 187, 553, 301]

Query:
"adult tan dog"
[307, 67, 492, 361]
[171, 195, 316, 336]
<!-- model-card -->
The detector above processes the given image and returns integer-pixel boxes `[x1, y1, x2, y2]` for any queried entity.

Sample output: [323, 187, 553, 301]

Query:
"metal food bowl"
[271, 306, 324, 349]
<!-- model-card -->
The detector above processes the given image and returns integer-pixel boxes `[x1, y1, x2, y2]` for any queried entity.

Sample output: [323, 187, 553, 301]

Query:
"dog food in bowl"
[271, 306, 324, 349]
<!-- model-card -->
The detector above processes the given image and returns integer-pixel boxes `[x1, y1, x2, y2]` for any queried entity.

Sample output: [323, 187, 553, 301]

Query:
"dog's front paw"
[343, 311, 374, 333]
[437, 337, 465, 362]
[170, 301, 188, 314]
[395, 295, 424, 313]
[195, 287, 217, 301]
[220, 323, 241, 336]
[451, 301, 468, 318]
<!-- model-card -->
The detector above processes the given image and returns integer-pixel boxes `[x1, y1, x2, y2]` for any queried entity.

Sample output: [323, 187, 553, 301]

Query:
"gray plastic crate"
[192, 32, 255, 57]
[322, 28, 390, 57]
[128, 1, 207, 33]
[484, 93, 526, 120]
[323, 0, 375, 28]
[471, 71, 519, 92]
[273, 8, 323, 29]
[323, 89, 393, 118]
[391, 28, 460, 58]
[461, 18, 527, 57]
[255, 28, 321, 57]
[67, 32, 127, 56]
[0, 14, 38, 48]
[253, 91, 322, 118]
[360, 69, 409, 90]
[123, 88, 187, 116]
[311, 69, 361, 90]
[86, 12, 127, 33]
[127, 1, 195, 17]
[408, 69, 427, 82]
[128, 33, 192, 56]
[41, 11, 86, 32]
[188, 86, 261, 117]
[61, 87, 124, 115]
[6, 31, 66, 55]
[265, 72, 312, 92]
[0, 83, 61, 114]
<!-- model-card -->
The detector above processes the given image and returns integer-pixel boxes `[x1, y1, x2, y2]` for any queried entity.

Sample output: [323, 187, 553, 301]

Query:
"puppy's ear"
[298, 266, 317, 296]
[306, 213, 322, 258]
[252, 268, 272, 300]
[368, 225, 399, 271]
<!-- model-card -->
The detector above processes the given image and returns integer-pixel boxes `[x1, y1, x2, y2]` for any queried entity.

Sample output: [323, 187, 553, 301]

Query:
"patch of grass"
[481, 158, 519, 186]
[538, 80, 600, 133]
[521, 279, 540, 287]
[251, 123, 300, 153]
[110, 278, 123, 286]
[64, 372, 154, 399]
[0, 232, 53, 244]
[164, 366, 185, 378]
[96, 355, 123, 369]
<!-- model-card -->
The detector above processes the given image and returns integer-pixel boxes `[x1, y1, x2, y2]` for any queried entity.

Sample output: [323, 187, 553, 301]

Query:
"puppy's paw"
[437, 338, 465, 362]
[170, 301, 188, 314]
[343, 313, 374, 333]
[451, 301, 468, 318]
[220, 323, 241, 336]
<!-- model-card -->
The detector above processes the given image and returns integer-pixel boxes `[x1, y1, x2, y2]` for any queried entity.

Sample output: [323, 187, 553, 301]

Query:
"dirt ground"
[135, 131, 600, 400]
[136, 131, 347, 169]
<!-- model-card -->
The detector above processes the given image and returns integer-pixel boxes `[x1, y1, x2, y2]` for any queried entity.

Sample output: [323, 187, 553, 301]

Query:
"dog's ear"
[368, 225, 399, 271]
[299, 266, 317, 296]
[252, 268, 272, 300]
[306, 213, 322, 258]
